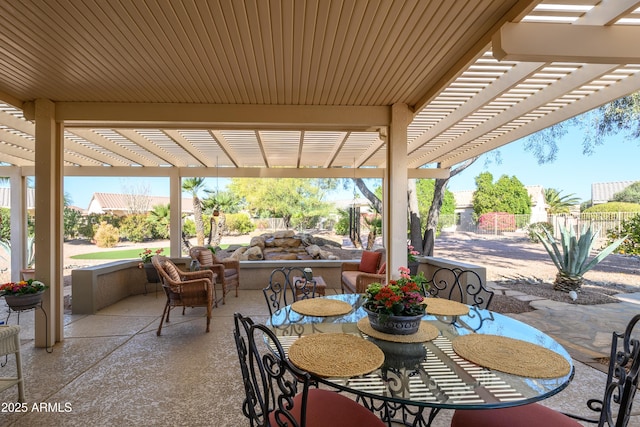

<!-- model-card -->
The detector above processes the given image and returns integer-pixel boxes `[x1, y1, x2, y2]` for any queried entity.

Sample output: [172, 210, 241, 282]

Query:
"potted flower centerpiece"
[138, 248, 164, 283]
[363, 267, 429, 335]
[0, 279, 48, 311]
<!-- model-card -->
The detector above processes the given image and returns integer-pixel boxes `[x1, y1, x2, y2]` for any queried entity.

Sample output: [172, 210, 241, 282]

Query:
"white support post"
[34, 99, 64, 347]
[8, 168, 26, 283]
[384, 103, 411, 279]
[169, 170, 182, 257]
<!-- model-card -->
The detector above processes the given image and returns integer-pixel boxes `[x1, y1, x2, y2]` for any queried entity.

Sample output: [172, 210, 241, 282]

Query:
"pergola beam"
[67, 129, 156, 167]
[441, 67, 640, 167]
[0, 165, 448, 180]
[407, 61, 544, 155]
[493, 22, 640, 64]
[23, 103, 391, 130]
[578, 0, 640, 25]
[414, 63, 619, 166]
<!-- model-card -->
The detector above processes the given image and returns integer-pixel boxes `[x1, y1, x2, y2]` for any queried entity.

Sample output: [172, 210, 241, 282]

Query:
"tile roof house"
[87, 192, 194, 216]
[591, 181, 637, 205]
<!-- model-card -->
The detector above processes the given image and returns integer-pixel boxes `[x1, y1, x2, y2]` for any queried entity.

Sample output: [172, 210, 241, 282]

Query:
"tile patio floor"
[0, 288, 638, 426]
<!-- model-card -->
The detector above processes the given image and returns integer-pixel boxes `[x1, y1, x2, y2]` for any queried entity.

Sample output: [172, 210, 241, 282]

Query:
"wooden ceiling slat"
[322, 0, 367, 105]
[346, 0, 406, 105]
[0, 1, 639, 173]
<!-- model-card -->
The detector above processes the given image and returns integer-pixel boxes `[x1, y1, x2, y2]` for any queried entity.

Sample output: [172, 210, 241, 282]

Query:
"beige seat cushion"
[341, 271, 360, 293]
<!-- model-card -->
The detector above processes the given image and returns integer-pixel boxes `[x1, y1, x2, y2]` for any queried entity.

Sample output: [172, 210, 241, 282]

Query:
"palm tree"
[203, 190, 239, 246]
[544, 188, 581, 214]
[149, 204, 171, 239]
[182, 178, 207, 246]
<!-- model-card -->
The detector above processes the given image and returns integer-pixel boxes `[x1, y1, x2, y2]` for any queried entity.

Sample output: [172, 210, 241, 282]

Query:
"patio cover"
[0, 0, 639, 346]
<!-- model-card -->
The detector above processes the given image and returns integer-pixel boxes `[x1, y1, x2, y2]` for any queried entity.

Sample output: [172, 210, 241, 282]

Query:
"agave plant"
[0, 236, 35, 268]
[0, 238, 9, 263]
[534, 224, 626, 292]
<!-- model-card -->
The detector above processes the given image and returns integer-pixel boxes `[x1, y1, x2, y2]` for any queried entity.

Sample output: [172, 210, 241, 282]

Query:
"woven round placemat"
[357, 318, 439, 343]
[290, 298, 353, 317]
[425, 298, 469, 316]
[288, 333, 384, 378]
[452, 334, 571, 378]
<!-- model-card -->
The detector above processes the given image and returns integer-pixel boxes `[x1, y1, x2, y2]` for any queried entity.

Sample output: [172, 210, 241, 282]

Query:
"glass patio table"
[268, 293, 574, 427]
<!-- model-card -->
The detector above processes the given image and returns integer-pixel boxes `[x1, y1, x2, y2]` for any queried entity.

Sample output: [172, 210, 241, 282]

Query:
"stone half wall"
[226, 230, 341, 261]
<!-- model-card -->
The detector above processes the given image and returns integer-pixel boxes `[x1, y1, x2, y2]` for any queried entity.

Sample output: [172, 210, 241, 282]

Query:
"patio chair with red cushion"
[451, 314, 640, 427]
[233, 313, 385, 427]
[340, 248, 386, 293]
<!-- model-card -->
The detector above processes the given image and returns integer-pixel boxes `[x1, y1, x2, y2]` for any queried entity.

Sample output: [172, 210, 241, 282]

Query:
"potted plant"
[20, 236, 36, 280]
[0, 237, 36, 280]
[0, 278, 48, 311]
[138, 248, 164, 283]
[363, 267, 429, 335]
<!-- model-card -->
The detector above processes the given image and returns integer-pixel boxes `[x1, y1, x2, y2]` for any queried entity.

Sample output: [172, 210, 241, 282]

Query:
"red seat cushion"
[359, 251, 381, 273]
[451, 404, 581, 427]
[270, 388, 384, 427]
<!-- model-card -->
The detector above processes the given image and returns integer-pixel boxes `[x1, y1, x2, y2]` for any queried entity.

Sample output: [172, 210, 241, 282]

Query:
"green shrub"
[606, 213, 640, 255]
[225, 213, 255, 234]
[333, 209, 350, 235]
[527, 222, 553, 243]
[150, 220, 170, 239]
[78, 213, 121, 239]
[63, 207, 83, 240]
[119, 213, 153, 242]
[93, 221, 120, 248]
[0, 207, 9, 242]
[583, 202, 640, 214]
[182, 218, 196, 237]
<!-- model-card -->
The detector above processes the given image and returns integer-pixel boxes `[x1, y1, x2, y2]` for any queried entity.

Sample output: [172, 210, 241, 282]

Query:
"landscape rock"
[249, 236, 265, 249]
[242, 246, 263, 261]
[242, 232, 344, 260]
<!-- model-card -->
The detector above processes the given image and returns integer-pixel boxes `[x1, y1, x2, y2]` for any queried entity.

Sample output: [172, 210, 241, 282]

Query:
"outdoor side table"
[293, 275, 326, 296]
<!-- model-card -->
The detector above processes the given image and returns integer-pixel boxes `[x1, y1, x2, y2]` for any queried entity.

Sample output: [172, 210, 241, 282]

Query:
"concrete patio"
[1, 287, 639, 427]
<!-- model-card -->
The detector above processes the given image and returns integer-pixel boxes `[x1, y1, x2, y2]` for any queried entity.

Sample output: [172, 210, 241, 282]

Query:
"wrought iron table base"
[358, 396, 441, 427]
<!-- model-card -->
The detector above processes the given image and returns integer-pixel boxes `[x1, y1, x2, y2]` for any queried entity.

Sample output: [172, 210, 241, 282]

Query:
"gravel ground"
[433, 233, 640, 313]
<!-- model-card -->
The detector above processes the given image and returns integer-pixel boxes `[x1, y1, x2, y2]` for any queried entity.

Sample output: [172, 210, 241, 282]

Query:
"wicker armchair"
[0, 325, 24, 402]
[152, 255, 216, 336]
[189, 246, 240, 305]
[340, 249, 386, 293]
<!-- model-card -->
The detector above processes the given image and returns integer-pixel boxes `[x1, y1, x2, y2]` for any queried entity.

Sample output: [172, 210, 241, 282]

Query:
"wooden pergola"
[0, 0, 639, 347]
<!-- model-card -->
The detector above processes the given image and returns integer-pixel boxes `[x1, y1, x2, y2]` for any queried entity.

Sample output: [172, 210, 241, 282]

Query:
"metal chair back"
[593, 314, 640, 427]
[262, 267, 317, 316]
[425, 267, 494, 309]
[233, 313, 311, 426]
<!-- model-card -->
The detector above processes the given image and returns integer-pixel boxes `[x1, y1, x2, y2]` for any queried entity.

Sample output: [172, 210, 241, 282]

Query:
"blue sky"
[64, 130, 640, 210]
[446, 131, 640, 201]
